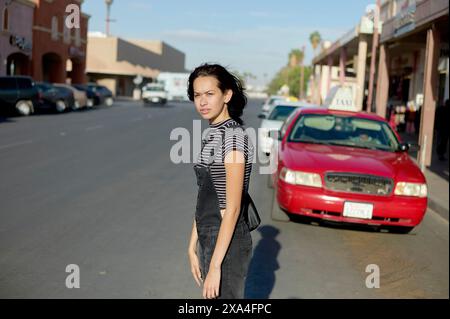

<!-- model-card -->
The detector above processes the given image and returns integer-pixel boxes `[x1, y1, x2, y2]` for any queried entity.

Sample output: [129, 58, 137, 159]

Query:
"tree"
[267, 65, 312, 98]
[309, 31, 322, 53]
[288, 49, 304, 67]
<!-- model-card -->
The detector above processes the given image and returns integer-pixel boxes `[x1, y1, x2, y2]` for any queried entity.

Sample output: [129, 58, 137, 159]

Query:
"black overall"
[194, 164, 252, 299]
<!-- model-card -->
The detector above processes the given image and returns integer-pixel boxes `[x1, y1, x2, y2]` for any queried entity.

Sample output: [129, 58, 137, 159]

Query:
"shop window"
[2, 7, 9, 31]
[75, 27, 81, 47]
[51, 16, 59, 40]
[63, 15, 71, 44]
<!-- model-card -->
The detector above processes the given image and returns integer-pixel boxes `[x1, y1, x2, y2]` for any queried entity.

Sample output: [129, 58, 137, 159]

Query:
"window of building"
[75, 27, 81, 47]
[63, 15, 71, 44]
[2, 7, 9, 31]
[51, 16, 59, 40]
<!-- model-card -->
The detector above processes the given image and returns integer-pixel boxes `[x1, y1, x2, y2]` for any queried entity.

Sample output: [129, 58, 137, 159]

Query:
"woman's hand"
[203, 267, 221, 299]
[188, 250, 203, 287]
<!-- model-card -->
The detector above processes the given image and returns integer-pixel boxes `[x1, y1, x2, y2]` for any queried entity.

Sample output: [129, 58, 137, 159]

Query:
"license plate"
[152, 97, 159, 102]
[343, 202, 373, 219]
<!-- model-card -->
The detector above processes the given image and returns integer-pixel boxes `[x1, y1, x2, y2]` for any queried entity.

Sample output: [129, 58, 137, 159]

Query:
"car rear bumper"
[277, 180, 427, 227]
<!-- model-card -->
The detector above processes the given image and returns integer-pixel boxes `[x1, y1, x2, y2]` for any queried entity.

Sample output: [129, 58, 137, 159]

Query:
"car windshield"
[143, 86, 164, 92]
[268, 105, 297, 121]
[288, 114, 400, 152]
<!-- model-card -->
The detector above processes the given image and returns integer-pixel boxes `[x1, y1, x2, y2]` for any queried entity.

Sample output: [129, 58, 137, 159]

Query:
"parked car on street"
[260, 95, 286, 116]
[268, 107, 428, 234]
[157, 72, 190, 101]
[35, 82, 74, 113]
[54, 83, 90, 110]
[72, 84, 113, 106]
[259, 101, 315, 156]
[142, 83, 168, 105]
[0, 76, 38, 116]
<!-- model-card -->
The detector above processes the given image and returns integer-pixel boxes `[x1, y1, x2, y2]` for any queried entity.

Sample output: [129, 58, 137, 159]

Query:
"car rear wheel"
[271, 188, 290, 222]
[105, 97, 114, 106]
[16, 100, 33, 116]
[56, 100, 67, 113]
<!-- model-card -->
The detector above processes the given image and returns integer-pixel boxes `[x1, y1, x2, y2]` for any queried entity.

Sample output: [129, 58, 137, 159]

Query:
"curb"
[428, 196, 449, 221]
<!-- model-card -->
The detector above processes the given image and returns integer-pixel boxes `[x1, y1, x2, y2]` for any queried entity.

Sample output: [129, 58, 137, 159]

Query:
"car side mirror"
[258, 113, 267, 119]
[269, 130, 282, 141]
[398, 142, 410, 152]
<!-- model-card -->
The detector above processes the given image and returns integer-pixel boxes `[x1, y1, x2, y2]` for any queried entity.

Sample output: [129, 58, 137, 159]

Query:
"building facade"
[311, 10, 381, 109]
[376, 0, 449, 166]
[86, 35, 186, 96]
[0, 0, 35, 76]
[31, 0, 89, 84]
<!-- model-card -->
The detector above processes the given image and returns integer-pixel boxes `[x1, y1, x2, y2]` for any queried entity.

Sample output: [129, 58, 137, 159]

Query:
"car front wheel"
[16, 100, 33, 116]
[56, 100, 67, 113]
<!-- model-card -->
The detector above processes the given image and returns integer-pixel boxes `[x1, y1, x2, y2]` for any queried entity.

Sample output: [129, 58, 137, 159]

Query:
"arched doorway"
[42, 52, 63, 83]
[6, 52, 30, 76]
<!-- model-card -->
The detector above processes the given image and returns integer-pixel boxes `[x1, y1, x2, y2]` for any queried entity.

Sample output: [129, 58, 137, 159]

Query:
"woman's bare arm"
[188, 219, 202, 286]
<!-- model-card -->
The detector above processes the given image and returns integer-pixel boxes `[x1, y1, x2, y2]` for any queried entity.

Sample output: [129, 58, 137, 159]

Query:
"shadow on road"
[244, 225, 281, 299]
[0, 115, 16, 123]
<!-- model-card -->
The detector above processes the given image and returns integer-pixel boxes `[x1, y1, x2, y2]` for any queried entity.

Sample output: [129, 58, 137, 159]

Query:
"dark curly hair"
[187, 63, 247, 125]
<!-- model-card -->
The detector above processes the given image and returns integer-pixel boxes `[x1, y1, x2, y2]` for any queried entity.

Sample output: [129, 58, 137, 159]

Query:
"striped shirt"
[196, 118, 254, 210]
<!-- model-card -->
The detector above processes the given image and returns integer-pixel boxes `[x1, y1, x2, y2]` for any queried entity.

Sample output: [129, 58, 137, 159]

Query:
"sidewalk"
[400, 131, 449, 221]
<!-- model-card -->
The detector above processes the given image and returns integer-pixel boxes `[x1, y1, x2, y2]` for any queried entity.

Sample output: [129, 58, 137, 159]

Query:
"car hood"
[283, 142, 425, 182]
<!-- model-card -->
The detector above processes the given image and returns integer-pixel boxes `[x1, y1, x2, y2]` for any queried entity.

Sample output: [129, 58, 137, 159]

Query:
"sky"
[82, 0, 373, 86]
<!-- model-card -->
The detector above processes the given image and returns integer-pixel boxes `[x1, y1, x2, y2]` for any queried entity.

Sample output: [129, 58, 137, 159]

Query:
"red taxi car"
[268, 107, 427, 233]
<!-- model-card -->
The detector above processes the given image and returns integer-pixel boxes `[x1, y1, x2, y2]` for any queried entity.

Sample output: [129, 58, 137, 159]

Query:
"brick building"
[0, 0, 35, 76]
[31, 0, 89, 84]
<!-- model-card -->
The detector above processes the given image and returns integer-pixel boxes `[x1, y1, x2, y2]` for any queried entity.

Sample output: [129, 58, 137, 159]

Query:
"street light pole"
[367, 0, 381, 113]
[105, 0, 113, 37]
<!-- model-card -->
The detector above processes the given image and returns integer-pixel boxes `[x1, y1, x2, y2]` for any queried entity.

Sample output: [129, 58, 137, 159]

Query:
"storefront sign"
[9, 35, 32, 53]
[69, 46, 85, 58]
[394, 0, 416, 37]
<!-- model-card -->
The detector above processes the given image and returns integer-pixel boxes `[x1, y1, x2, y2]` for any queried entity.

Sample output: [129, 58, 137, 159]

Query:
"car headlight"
[280, 168, 322, 188]
[394, 182, 427, 198]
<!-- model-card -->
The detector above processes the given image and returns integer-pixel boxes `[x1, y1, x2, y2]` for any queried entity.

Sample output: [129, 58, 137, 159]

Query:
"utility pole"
[105, 0, 114, 37]
[367, 0, 381, 112]
[299, 45, 306, 100]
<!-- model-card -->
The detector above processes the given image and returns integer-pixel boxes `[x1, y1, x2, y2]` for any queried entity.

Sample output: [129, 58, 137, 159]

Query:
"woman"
[187, 64, 254, 299]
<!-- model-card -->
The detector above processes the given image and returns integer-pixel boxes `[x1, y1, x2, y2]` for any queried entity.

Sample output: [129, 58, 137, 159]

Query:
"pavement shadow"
[244, 225, 281, 299]
[0, 115, 16, 123]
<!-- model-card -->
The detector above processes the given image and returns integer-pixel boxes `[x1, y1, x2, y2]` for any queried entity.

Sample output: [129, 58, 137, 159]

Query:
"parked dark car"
[54, 83, 90, 110]
[72, 84, 114, 106]
[35, 82, 75, 113]
[0, 76, 38, 116]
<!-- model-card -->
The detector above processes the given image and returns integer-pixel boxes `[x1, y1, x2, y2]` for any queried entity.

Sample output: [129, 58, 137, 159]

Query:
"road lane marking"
[85, 125, 104, 131]
[0, 140, 33, 151]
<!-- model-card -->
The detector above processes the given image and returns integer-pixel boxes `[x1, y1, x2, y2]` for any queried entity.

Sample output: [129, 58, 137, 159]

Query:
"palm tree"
[309, 31, 322, 55]
[288, 49, 304, 68]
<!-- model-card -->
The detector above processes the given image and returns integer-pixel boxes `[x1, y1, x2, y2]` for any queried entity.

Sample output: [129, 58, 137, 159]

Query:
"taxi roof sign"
[324, 85, 358, 112]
